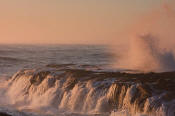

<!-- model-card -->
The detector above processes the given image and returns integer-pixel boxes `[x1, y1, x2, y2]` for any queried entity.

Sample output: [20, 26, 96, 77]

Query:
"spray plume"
[115, 34, 175, 72]
[113, 1, 175, 72]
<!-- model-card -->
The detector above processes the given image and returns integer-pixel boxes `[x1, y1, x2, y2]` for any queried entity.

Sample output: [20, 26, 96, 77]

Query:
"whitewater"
[0, 1, 175, 116]
[0, 42, 174, 116]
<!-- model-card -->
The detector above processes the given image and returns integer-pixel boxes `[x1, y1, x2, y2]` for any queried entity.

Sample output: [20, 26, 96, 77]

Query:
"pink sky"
[0, 0, 174, 45]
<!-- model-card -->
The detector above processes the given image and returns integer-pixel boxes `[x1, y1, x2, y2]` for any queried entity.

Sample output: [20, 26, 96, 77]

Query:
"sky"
[0, 0, 173, 44]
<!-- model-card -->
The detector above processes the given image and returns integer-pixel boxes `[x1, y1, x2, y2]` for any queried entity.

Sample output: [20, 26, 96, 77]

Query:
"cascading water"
[0, 1, 174, 116]
[0, 64, 174, 116]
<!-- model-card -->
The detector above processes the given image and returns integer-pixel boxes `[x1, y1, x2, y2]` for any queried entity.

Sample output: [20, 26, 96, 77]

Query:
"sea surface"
[0, 44, 112, 77]
[0, 44, 174, 116]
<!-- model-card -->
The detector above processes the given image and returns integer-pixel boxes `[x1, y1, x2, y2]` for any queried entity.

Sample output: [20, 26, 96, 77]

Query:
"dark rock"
[30, 71, 51, 85]
[0, 112, 12, 116]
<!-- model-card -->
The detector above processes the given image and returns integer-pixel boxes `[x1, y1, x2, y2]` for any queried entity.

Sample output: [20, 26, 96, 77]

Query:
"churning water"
[0, 44, 174, 116]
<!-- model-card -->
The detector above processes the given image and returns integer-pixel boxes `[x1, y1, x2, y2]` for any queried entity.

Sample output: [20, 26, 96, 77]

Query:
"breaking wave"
[0, 64, 174, 116]
[0, 56, 25, 62]
[115, 34, 175, 72]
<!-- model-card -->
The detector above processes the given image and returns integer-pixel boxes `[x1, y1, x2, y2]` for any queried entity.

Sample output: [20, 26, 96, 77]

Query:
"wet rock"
[0, 112, 12, 116]
[30, 71, 51, 85]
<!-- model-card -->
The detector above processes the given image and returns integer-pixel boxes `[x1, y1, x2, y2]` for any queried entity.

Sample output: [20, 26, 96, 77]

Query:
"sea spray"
[111, 1, 175, 73]
[115, 34, 175, 72]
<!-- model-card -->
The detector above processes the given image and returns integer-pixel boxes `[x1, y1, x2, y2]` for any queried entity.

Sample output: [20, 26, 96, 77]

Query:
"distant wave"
[0, 56, 26, 62]
[0, 50, 17, 54]
[0, 64, 174, 116]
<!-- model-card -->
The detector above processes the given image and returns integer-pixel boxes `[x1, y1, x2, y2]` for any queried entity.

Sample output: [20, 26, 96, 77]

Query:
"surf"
[0, 64, 174, 116]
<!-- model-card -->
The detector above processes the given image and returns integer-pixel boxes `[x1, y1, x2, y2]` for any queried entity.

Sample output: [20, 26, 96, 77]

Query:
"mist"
[114, 34, 175, 72]
[112, 1, 175, 72]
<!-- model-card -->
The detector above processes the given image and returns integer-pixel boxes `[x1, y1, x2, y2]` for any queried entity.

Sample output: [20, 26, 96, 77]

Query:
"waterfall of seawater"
[0, 65, 174, 116]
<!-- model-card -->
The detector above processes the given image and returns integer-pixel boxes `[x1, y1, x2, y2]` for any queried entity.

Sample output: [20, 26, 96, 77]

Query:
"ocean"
[0, 44, 174, 116]
[0, 44, 112, 77]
